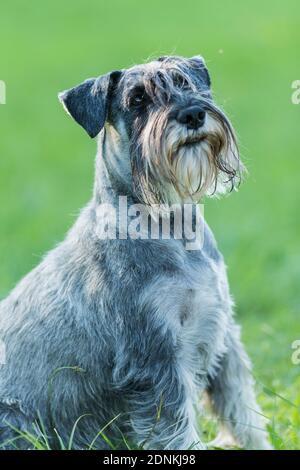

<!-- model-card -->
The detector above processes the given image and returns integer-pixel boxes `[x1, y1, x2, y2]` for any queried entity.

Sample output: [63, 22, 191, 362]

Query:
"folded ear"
[188, 56, 211, 88]
[59, 71, 120, 138]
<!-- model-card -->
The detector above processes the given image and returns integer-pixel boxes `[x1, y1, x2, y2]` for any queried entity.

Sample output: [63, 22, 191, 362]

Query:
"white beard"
[159, 113, 241, 202]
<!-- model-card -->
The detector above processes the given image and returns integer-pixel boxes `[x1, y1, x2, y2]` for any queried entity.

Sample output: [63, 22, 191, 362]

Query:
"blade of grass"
[88, 413, 121, 450]
[68, 414, 92, 450]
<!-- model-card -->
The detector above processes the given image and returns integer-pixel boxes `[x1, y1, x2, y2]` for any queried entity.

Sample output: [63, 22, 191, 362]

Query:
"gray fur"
[0, 56, 271, 450]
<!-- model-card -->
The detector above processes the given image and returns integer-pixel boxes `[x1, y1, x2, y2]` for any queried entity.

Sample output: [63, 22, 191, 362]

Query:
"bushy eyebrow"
[120, 59, 208, 108]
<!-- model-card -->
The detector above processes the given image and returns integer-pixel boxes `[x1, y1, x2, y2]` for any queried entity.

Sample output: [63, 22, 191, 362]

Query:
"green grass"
[0, 0, 299, 450]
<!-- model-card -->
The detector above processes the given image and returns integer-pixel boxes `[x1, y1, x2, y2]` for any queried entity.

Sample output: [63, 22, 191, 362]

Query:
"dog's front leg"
[126, 366, 205, 450]
[206, 323, 272, 450]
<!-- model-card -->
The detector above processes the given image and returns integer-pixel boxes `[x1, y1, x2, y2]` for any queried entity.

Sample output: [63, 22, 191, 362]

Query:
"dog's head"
[60, 56, 244, 204]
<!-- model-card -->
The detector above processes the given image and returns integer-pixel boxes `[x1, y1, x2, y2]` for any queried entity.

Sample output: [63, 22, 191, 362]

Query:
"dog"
[0, 55, 271, 450]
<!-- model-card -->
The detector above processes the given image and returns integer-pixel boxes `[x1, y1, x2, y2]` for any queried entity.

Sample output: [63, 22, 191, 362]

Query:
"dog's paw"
[207, 432, 240, 450]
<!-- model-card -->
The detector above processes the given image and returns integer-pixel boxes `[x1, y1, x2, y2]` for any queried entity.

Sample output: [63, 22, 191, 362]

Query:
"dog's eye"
[174, 76, 189, 89]
[130, 90, 146, 107]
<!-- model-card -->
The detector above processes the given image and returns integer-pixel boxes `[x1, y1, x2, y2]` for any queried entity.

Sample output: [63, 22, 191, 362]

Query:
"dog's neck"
[93, 125, 136, 207]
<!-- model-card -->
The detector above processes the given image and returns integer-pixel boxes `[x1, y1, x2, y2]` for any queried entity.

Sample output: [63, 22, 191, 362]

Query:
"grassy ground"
[0, 0, 299, 449]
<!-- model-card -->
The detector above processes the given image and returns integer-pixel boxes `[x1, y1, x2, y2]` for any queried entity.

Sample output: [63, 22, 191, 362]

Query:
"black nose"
[176, 106, 206, 130]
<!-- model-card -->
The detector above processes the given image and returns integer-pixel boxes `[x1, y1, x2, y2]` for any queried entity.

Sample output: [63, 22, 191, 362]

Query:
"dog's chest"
[139, 243, 229, 368]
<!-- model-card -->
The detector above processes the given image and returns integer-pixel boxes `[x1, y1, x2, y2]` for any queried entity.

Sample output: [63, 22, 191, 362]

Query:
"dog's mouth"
[177, 134, 208, 150]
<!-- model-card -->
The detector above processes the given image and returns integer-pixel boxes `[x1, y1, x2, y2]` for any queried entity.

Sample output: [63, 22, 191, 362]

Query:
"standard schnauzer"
[0, 56, 271, 449]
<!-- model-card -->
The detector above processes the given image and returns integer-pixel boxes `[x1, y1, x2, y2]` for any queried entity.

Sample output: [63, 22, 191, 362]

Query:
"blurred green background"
[0, 0, 299, 449]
